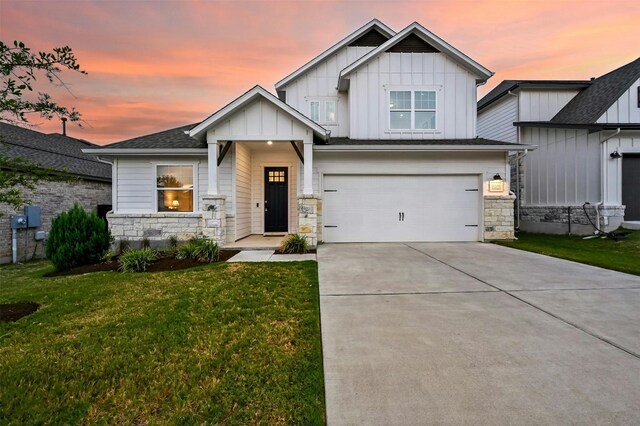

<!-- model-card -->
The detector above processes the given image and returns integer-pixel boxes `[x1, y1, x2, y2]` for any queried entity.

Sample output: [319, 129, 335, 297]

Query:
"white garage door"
[323, 174, 481, 242]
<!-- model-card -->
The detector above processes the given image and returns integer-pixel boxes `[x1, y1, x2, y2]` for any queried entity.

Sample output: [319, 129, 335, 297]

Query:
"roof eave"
[275, 19, 396, 91]
[188, 85, 330, 140]
[314, 144, 536, 152]
[514, 122, 640, 131]
[338, 22, 493, 89]
[82, 148, 207, 155]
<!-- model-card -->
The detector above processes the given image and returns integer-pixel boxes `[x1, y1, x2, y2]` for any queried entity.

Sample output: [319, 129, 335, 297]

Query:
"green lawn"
[0, 260, 325, 425]
[497, 230, 640, 276]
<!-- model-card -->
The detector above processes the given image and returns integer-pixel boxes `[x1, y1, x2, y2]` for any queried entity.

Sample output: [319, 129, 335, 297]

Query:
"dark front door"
[264, 167, 288, 232]
[622, 154, 640, 220]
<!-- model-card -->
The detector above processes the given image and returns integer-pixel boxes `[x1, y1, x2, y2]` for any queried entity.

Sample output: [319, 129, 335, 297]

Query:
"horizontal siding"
[115, 156, 206, 213]
[477, 96, 518, 142]
[519, 89, 580, 121]
[597, 78, 640, 124]
[349, 52, 478, 140]
[235, 143, 252, 239]
[313, 151, 508, 197]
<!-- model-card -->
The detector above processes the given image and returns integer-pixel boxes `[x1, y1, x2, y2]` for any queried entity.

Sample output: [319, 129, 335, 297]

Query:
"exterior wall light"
[610, 150, 622, 159]
[489, 173, 504, 192]
[267, 140, 273, 145]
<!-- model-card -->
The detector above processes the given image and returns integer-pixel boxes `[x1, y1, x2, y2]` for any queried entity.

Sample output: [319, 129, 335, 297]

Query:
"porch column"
[303, 138, 313, 195]
[206, 130, 219, 195]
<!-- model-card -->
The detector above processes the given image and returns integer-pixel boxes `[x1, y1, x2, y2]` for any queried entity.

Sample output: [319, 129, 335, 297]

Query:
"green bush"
[45, 204, 112, 271]
[141, 237, 151, 249]
[175, 237, 220, 262]
[118, 248, 156, 272]
[280, 234, 309, 254]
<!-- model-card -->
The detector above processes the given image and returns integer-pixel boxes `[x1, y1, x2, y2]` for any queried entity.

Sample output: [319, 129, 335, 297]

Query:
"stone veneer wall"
[483, 194, 516, 240]
[520, 205, 625, 235]
[297, 195, 319, 247]
[108, 213, 202, 244]
[1, 178, 111, 264]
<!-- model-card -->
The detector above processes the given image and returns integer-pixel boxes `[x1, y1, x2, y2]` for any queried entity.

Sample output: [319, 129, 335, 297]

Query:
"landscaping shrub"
[280, 234, 309, 254]
[175, 237, 220, 262]
[118, 248, 156, 272]
[168, 235, 178, 249]
[141, 237, 151, 249]
[118, 239, 130, 254]
[45, 204, 111, 271]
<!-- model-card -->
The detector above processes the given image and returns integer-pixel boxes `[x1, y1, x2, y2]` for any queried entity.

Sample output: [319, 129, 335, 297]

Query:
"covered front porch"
[188, 86, 328, 247]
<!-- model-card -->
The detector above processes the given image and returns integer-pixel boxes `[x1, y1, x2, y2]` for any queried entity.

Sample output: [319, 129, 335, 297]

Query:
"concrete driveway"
[318, 243, 640, 425]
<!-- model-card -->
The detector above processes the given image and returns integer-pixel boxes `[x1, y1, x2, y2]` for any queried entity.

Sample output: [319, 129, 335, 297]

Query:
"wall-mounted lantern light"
[610, 150, 622, 159]
[267, 140, 273, 145]
[489, 173, 504, 192]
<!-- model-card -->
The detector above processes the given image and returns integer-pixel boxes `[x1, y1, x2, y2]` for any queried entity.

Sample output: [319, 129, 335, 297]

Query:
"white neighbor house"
[85, 20, 532, 247]
[478, 58, 640, 234]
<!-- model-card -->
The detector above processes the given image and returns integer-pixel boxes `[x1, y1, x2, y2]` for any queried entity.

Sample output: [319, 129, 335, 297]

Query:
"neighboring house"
[85, 19, 531, 247]
[478, 58, 640, 234]
[0, 123, 112, 263]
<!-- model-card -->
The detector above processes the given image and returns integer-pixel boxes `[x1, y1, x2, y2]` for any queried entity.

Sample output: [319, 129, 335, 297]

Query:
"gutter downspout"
[96, 156, 115, 216]
[596, 128, 621, 232]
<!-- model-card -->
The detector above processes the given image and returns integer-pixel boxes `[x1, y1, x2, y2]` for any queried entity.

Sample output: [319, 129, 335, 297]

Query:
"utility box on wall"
[24, 206, 41, 227]
[10, 215, 27, 229]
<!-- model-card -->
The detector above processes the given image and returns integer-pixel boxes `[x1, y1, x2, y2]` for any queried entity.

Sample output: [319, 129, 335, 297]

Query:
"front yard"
[497, 230, 640, 276]
[0, 260, 325, 424]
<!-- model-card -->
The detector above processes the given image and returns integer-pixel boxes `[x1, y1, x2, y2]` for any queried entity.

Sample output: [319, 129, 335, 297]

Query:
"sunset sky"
[1, 0, 639, 144]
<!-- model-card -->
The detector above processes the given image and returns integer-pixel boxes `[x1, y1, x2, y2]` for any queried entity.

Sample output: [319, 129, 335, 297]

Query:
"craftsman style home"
[86, 20, 531, 247]
[478, 58, 640, 234]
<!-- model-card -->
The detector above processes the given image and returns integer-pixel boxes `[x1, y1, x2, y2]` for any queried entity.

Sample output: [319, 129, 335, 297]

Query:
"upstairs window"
[309, 99, 337, 123]
[389, 90, 437, 130]
[156, 165, 194, 212]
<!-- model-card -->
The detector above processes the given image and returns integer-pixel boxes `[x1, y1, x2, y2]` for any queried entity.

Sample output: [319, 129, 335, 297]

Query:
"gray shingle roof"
[100, 123, 204, 149]
[0, 122, 111, 181]
[324, 137, 520, 146]
[478, 80, 591, 111]
[551, 57, 640, 124]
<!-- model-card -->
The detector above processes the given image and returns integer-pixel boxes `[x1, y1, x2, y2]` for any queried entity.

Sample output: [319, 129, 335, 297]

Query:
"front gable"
[597, 77, 640, 124]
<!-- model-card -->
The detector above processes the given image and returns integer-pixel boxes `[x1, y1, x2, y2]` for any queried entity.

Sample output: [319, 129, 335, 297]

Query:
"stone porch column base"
[298, 195, 319, 248]
[201, 195, 227, 246]
[484, 194, 516, 241]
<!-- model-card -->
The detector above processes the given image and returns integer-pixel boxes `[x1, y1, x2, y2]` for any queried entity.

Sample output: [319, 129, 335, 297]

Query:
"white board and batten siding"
[281, 46, 378, 138]
[521, 128, 601, 206]
[597, 78, 640, 124]
[208, 98, 314, 142]
[477, 96, 518, 143]
[348, 53, 478, 140]
[234, 143, 252, 239]
[603, 132, 640, 205]
[518, 89, 581, 121]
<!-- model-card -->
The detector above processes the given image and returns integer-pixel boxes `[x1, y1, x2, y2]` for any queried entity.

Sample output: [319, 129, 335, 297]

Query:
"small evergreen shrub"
[141, 237, 151, 249]
[280, 234, 309, 254]
[45, 204, 111, 271]
[118, 248, 156, 272]
[168, 235, 178, 249]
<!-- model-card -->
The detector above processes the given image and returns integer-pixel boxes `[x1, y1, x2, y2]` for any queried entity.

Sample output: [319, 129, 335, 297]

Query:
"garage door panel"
[323, 174, 480, 242]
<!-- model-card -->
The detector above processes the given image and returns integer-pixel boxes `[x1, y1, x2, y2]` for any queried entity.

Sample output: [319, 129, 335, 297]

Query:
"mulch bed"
[273, 248, 317, 255]
[0, 302, 40, 322]
[43, 250, 241, 277]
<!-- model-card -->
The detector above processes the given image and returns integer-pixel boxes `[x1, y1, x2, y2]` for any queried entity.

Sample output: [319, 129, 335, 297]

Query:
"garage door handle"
[399, 212, 401, 221]
[401, 212, 405, 221]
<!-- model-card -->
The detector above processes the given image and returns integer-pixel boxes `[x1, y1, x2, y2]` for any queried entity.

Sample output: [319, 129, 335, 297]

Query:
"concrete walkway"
[227, 250, 316, 262]
[318, 243, 640, 425]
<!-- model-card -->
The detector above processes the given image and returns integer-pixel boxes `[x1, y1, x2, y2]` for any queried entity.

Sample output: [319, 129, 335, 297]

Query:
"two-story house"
[86, 19, 530, 247]
[478, 58, 640, 234]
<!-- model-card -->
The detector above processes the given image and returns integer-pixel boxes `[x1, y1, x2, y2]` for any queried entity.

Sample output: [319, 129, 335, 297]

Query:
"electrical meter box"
[24, 205, 41, 227]
[10, 215, 27, 229]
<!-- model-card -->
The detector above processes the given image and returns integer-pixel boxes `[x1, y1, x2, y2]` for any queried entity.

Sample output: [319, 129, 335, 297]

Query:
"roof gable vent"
[348, 28, 389, 47]
[386, 33, 440, 53]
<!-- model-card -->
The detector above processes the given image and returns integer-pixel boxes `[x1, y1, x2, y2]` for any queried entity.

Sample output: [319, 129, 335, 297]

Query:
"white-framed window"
[389, 89, 437, 130]
[310, 101, 320, 122]
[308, 99, 337, 123]
[156, 164, 195, 212]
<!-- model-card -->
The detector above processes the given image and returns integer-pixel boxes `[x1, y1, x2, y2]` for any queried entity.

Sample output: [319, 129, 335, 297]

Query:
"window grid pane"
[390, 111, 411, 129]
[390, 91, 411, 110]
[415, 91, 436, 110]
[325, 101, 336, 122]
[415, 111, 436, 129]
[310, 101, 320, 121]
